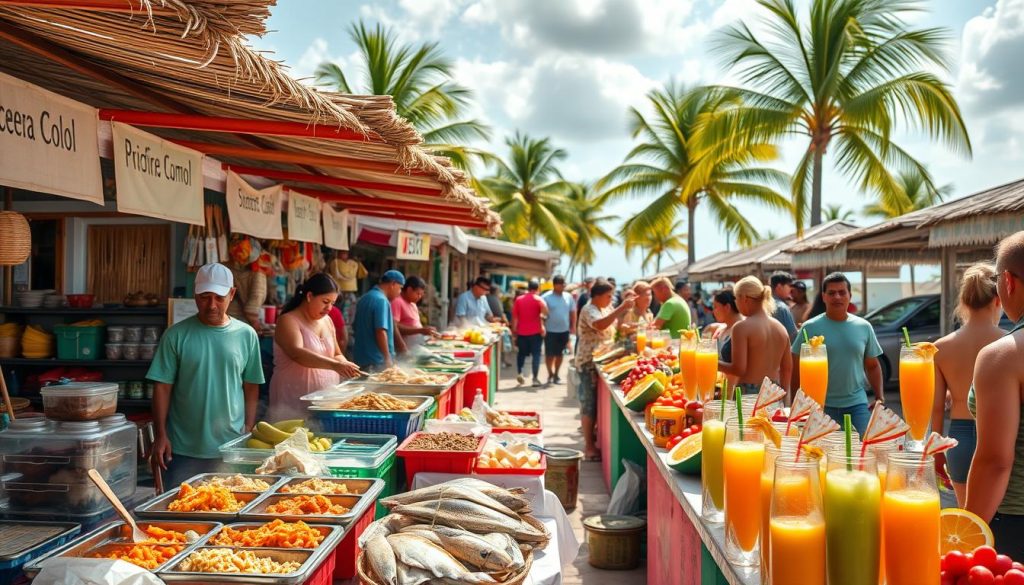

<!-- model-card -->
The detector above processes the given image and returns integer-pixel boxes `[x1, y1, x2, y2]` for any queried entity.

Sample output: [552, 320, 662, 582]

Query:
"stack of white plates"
[43, 294, 66, 308]
[15, 290, 48, 308]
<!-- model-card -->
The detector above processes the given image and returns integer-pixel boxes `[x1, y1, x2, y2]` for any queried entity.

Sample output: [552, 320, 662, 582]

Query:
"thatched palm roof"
[0, 0, 500, 231]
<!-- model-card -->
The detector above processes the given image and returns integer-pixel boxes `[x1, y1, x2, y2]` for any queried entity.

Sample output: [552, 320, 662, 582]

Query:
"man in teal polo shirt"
[147, 263, 264, 486]
[792, 272, 884, 436]
[353, 270, 405, 370]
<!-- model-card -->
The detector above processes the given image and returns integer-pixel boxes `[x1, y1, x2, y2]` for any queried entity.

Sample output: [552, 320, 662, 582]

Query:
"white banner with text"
[322, 204, 350, 250]
[0, 71, 103, 204]
[287, 190, 322, 243]
[225, 170, 283, 239]
[396, 230, 431, 261]
[112, 122, 204, 224]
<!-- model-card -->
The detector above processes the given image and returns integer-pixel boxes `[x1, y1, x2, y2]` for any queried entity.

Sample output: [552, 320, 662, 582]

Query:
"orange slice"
[808, 335, 825, 348]
[940, 508, 993, 555]
[914, 342, 939, 359]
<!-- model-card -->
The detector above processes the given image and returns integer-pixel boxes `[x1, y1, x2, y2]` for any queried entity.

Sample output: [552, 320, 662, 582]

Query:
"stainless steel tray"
[22, 519, 220, 577]
[134, 488, 261, 522]
[201, 522, 343, 549]
[306, 393, 433, 414]
[274, 476, 382, 497]
[182, 473, 286, 493]
[240, 494, 362, 525]
[341, 373, 460, 396]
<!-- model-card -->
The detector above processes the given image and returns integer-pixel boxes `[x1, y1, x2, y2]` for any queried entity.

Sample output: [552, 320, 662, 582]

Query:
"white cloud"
[958, 0, 1024, 114]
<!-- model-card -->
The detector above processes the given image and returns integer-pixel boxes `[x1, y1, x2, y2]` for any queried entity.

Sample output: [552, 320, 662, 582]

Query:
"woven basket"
[357, 548, 534, 585]
[0, 211, 30, 266]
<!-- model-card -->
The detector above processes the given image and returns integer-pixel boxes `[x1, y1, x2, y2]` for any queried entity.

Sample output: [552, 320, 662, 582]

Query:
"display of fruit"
[624, 374, 666, 411]
[620, 358, 672, 395]
[666, 431, 702, 474]
[941, 545, 1024, 585]
[246, 419, 333, 452]
[462, 328, 487, 344]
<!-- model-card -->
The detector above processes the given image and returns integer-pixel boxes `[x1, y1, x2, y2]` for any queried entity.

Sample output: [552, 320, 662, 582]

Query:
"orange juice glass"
[883, 453, 940, 585]
[723, 418, 765, 567]
[770, 456, 825, 585]
[636, 330, 648, 354]
[651, 331, 667, 349]
[695, 338, 719, 403]
[760, 438, 800, 573]
[679, 336, 698, 401]
[799, 343, 829, 406]
[899, 345, 935, 448]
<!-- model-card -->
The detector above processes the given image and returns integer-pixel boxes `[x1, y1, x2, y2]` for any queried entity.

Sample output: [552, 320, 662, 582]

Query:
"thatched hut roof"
[0, 0, 499, 231]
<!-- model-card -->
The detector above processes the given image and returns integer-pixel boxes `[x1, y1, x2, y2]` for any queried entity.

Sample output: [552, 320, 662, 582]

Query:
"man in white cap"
[147, 263, 264, 485]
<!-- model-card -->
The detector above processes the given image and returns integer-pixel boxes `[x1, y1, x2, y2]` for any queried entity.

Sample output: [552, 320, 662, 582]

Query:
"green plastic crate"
[328, 452, 397, 518]
[54, 324, 105, 360]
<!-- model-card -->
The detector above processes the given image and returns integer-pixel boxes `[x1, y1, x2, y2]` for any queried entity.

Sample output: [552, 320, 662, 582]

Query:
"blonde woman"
[718, 276, 792, 395]
[932, 264, 1004, 505]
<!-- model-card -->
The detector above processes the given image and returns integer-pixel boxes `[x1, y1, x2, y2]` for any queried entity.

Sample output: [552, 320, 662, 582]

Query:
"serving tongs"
[88, 468, 149, 543]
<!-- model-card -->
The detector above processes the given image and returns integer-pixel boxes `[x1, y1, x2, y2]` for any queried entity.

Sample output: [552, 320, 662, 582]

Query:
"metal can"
[651, 406, 685, 448]
[145, 382, 154, 400]
[128, 381, 144, 400]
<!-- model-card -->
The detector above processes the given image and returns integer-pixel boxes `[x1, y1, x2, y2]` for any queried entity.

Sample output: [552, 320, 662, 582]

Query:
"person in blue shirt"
[454, 276, 498, 327]
[791, 272, 884, 436]
[542, 274, 577, 385]
[770, 271, 798, 342]
[353, 270, 405, 370]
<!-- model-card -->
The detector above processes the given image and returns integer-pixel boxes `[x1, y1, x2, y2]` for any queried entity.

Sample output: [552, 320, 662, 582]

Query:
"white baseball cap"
[195, 263, 234, 296]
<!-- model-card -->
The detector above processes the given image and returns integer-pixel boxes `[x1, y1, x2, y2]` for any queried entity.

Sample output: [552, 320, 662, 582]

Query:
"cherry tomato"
[689, 424, 701, 434]
[944, 551, 972, 577]
[673, 399, 686, 409]
[995, 556, 1014, 576]
[975, 547, 1000, 573]
[694, 408, 704, 419]
[686, 401, 702, 410]
[942, 572, 957, 585]
[969, 566, 996, 585]
[680, 429, 694, 439]
[1013, 563, 1024, 573]
[1002, 570, 1024, 585]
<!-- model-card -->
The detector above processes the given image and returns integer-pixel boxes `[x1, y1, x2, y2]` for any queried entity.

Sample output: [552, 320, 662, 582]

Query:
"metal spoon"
[88, 468, 148, 542]
[527, 444, 583, 459]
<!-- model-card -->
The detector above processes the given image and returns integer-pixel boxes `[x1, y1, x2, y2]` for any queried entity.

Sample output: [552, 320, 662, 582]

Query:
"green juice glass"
[824, 452, 880, 585]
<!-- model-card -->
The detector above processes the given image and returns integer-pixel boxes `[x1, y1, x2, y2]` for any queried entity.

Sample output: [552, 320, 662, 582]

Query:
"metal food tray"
[241, 478, 381, 525]
[307, 393, 433, 414]
[0, 520, 80, 567]
[341, 372, 460, 396]
[274, 476, 384, 498]
[200, 522, 343, 550]
[134, 489, 261, 522]
[182, 473, 286, 493]
[22, 520, 221, 577]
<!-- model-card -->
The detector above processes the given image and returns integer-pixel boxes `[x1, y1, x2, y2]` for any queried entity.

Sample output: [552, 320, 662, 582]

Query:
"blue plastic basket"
[0, 521, 80, 585]
[310, 396, 433, 443]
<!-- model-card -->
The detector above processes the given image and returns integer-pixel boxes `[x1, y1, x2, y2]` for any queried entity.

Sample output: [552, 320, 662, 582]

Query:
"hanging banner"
[112, 122, 204, 224]
[0, 71, 103, 204]
[287, 190, 322, 243]
[396, 230, 431, 261]
[225, 170, 283, 239]
[322, 203, 350, 250]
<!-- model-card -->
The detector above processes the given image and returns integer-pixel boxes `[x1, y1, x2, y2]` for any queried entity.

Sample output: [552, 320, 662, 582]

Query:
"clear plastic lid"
[99, 414, 127, 427]
[57, 421, 102, 433]
[39, 382, 118, 397]
[5, 418, 50, 432]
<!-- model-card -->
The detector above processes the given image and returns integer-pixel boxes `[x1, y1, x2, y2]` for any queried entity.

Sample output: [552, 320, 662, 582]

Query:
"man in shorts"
[542, 275, 576, 385]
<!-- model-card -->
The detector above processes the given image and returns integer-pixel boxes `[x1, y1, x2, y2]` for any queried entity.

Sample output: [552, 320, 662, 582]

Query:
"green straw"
[902, 326, 912, 349]
[844, 414, 853, 471]
[734, 388, 743, 432]
[720, 393, 727, 422]
[803, 329, 810, 344]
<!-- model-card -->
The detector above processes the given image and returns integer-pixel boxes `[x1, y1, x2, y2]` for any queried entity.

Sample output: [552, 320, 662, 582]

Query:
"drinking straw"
[720, 394, 727, 422]
[902, 326, 912, 349]
[803, 329, 810, 344]
[844, 414, 853, 471]
[734, 387, 743, 433]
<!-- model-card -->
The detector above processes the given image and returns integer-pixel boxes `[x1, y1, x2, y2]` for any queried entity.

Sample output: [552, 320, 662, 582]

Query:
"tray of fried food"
[22, 521, 219, 576]
[241, 493, 363, 525]
[136, 483, 260, 521]
[347, 367, 459, 395]
[276, 476, 383, 498]
[187, 473, 284, 493]
[159, 546, 327, 584]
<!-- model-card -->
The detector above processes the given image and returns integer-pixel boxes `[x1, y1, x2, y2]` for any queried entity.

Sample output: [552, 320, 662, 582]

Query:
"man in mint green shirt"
[147, 263, 264, 486]
[791, 272, 884, 436]
[651, 277, 691, 338]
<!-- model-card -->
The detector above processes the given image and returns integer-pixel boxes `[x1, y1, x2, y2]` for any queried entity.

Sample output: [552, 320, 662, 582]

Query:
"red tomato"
[666, 438, 679, 450]
[995, 556, 1014, 576]
[680, 429, 694, 439]
[673, 399, 686, 409]
[686, 400, 702, 410]
[996, 576, 1005, 585]
[942, 572, 958, 585]
[694, 408, 704, 419]
[689, 425, 701, 434]
[1002, 570, 1024, 585]
[976, 548, 1000, 573]
[969, 566, 996, 585]
[944, 551, 972, 577]
[1013, 563, 1024, 573]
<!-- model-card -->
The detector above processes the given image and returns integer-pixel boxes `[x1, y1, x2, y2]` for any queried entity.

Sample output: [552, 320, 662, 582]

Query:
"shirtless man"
[718, 276, 792, 395]
[966, 231, 1024, 559]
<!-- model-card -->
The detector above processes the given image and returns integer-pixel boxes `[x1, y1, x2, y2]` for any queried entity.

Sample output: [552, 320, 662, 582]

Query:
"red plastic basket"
[490, 411, 542, 435]
[475, 453, 546, 476]
[303, 540, 337, 585]
[396, 432, 486, 485]
[332, 504, 374, 580]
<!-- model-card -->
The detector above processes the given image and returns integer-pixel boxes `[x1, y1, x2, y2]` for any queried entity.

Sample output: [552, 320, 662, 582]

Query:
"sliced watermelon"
[667, 433, 702, 474]
[624, 376, 665, 411]
[608, 361, 637, 383]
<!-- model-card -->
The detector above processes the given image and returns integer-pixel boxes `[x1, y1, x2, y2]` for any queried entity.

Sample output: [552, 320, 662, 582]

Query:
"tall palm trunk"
[687, 197, 697, 266]
[811, 147, 824, 228]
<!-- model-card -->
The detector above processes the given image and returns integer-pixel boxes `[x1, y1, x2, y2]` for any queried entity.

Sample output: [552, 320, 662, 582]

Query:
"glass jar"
[761, 438, 801, 574]
[769, 456, 825, 585]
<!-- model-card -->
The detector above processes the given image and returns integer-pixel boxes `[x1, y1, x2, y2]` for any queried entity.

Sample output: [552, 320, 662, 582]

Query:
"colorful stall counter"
[608, 382, 759, 585]
[597, 374, 650, 494]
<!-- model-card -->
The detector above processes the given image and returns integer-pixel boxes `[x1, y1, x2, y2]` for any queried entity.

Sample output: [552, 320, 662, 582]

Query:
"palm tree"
[622, 215, 688, 273]
[481, 132, 577, 251]
[705, 0, 971, 230]
[315, 21, 491, 167]
[863, 168, 953, 292]
[563, 182, 616, 280]
[823, 204, 856, 222]
[599, 82, 792, 266]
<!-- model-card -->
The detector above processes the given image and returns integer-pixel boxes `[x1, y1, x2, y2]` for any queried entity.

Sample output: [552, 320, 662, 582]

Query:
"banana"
[255, 421, 292, 445]
[246, 437, 273, 449]
[318, 437, 332, 451]
[272, 419, 306, 433]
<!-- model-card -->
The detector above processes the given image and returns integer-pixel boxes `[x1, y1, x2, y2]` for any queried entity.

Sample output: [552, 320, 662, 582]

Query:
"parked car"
[865, 295, 942, 385]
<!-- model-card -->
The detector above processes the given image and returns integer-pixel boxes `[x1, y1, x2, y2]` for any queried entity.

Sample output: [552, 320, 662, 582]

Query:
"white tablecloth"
[411, 472, 580, 583]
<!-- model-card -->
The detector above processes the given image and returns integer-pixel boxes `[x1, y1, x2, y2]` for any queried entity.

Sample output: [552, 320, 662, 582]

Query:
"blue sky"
[252, 0, 1024, 281]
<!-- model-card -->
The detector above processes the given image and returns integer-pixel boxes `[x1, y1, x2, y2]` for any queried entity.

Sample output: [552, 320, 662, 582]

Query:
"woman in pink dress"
[268, 273, 360, 421]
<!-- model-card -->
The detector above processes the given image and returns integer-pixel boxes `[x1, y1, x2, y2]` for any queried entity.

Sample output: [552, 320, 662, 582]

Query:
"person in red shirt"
[512, 279, 549, 387]
[327, 305, 348, 356]
[391, 276, 436, 351]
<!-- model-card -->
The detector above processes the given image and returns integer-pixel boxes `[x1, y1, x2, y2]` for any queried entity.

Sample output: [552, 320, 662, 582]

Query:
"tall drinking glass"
[899, 345, 935, 451]
[695, 338, 719, 403]
[883, 453, 940, 585]
[824, 452, 881, 585]
[869, 441, 902, 585]
[800, 343, 829, 406]
[723, 418, 765, 567]
[701, 400, 732, 522]
[679, 335, 698, 402]
[761, 438, 800, 575]
[770, 457, 826, 585]
[651, 330, 668, 349]
[636, 327, 649, 354]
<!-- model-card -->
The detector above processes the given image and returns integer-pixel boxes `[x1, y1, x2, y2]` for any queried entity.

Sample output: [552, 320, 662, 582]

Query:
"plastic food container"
[106, 327, 124, 343]
[39, 382, 119, 421]
[123, 327, 143, 343]
[0, 416, 137, 516]
[139, 343, 157, 360]
[142, 326, 162, 343]
[308, 395, 433, 443]
[395, 431, 486, 484]
[122, 344, 140, 361]
[104, 343, 122, 360]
